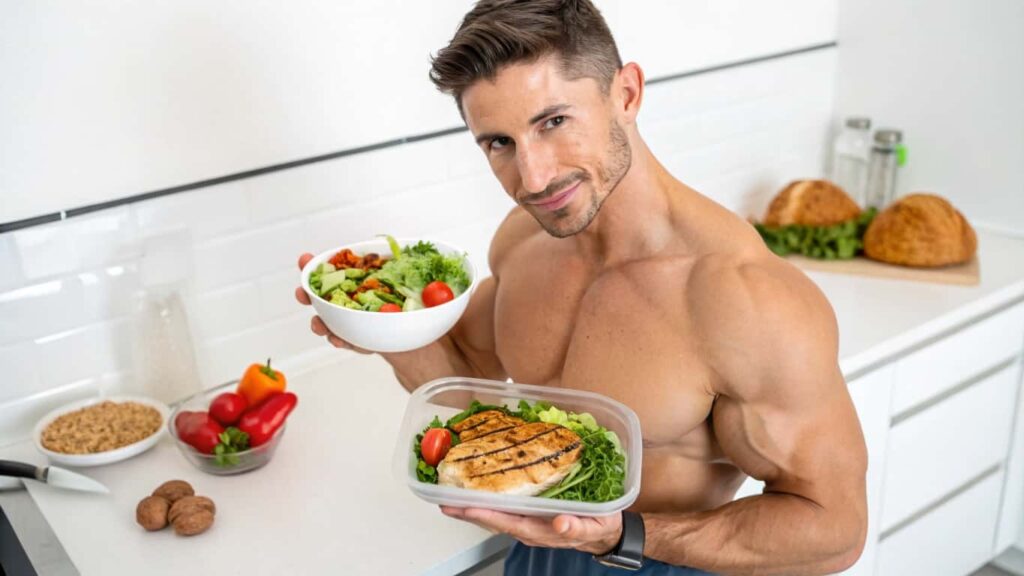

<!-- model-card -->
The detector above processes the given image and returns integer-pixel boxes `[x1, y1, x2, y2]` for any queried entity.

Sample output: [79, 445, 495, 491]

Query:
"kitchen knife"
[0, 460, 109, 494]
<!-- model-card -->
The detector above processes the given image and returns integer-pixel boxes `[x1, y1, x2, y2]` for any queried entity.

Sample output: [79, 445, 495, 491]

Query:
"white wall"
[1, 0, 835, 224]
[0, 1, 839, 444]
[834, 0, 1024, 233]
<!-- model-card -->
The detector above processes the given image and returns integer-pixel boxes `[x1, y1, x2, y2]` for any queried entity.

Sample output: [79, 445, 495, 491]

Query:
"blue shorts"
[504, 542, 717, 575]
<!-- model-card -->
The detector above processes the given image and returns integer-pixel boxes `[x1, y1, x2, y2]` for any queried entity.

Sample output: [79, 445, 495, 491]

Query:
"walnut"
[172, 509, 214, 536]
[152, 480, 194, 503]
[168, 495, 216, 524]
[136, 496, 170, 531]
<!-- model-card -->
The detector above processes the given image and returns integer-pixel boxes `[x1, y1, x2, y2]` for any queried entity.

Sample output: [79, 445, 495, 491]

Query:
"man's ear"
[616, 62, 645, 125]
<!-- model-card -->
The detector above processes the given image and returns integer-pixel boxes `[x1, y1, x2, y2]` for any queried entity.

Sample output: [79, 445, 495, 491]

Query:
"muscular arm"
[385, 275, 506, 391]
[643, 257, 867, 575]
[384, 208, 533, 392]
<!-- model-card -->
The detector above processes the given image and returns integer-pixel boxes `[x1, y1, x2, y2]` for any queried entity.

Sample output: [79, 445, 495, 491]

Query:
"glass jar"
[831, 116, 872, 205]
[129, 287, 202, 405]
[865, 129, 903, 209]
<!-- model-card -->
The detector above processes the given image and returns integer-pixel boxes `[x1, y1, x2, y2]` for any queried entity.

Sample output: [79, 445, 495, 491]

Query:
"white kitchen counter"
[3, 227, 1024, 576]
[816, 228, 1024, 378]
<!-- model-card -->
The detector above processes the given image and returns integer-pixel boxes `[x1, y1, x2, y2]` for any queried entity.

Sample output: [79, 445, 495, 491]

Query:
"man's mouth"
[528, 181, 581, 212]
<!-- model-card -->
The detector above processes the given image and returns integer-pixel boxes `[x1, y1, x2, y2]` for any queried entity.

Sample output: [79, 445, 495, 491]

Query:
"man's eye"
[544, 116, 566, 129]
[490, 136, 512, 151]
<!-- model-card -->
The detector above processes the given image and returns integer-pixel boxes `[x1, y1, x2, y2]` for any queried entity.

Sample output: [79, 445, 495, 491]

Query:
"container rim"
[394, 376, 643, 516]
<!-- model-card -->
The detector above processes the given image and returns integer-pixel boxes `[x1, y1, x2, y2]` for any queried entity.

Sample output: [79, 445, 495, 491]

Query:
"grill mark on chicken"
[451, 426, 562, 462]
[438, 422, 584, 494]
[468, 440, 582, 478]
[466, 424, 521, 441]
[450, 410, 526, 442]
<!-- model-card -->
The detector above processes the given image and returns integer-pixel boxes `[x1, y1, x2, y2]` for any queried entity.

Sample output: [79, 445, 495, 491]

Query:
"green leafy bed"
[309, 237, 470, 312]
[415, 400, 627, 503]
[754, 208, 877, 260]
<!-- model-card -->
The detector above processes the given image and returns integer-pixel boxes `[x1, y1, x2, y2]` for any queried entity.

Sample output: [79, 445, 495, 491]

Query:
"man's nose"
[515, 143, 557, 195]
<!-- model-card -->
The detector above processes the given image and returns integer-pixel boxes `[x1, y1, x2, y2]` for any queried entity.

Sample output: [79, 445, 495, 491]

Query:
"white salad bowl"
[300, 238, 478, 353]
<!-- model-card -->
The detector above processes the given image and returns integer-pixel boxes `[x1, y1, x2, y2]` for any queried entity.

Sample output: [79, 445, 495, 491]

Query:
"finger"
[461, 508, 551, 540]
[295, 286, 311, 305]
[311, 316, 329, 336]
[326, 334, 351, 349]
[297, 253, 314, 270]
[440, 506, 465, 518]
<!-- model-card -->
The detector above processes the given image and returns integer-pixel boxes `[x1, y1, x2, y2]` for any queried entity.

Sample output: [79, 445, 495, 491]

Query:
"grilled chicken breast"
[438, 422, 583, 496]
[449, 410, 526, 442]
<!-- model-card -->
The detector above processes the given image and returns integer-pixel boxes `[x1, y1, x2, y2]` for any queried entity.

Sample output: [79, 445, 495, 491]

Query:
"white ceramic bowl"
[300, 238, 478, 353]
[34, 396, 170, 467]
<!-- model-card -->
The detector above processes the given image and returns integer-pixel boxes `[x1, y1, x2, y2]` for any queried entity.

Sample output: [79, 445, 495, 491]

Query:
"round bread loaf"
[863, 194, 976, 267]
[763, 180, 861, 227]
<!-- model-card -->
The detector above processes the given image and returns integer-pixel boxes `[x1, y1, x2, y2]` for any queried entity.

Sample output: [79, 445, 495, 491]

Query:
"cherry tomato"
[379, 303, 402, 313]
[422, 281, 454, 308]
[420, 428, 452, 467]
[208, 392, 248, 426]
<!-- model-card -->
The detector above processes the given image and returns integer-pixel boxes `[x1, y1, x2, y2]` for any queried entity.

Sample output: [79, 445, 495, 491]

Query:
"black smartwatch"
[593, 510, 645, 570]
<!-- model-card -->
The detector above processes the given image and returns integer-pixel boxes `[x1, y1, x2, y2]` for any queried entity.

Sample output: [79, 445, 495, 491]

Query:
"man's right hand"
[294, 253, 373, 355]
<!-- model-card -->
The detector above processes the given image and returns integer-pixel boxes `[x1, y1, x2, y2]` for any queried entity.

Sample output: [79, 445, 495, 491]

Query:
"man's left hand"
[440, 506, 622, 554]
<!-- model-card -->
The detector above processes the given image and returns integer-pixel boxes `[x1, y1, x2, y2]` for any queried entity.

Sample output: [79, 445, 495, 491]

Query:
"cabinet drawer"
[878, 470, 1003, 576]
[892, 301, 1024, 416]
[881, 363, 1018, 532]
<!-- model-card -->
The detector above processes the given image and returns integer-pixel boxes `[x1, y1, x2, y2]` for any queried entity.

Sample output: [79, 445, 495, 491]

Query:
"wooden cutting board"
[787, 255, 980, 286]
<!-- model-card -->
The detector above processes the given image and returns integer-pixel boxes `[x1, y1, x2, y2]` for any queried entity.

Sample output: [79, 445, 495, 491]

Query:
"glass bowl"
[168, 384, 287, 475]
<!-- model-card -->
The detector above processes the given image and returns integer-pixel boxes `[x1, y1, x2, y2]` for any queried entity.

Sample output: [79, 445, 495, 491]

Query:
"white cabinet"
[997, 357, 1024, 552]
[840, 365, 895, 576]
[881, 363, 1019, 532]
[877, 471, 1004, 576]
[891, 302, 1024, 417]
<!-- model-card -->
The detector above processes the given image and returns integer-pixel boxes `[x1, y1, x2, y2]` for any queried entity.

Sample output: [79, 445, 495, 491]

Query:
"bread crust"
[763, 180, 861, 227]
[863, 194, 977, 267]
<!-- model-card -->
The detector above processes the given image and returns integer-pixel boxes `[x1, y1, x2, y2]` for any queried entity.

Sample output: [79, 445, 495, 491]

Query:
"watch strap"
[593, 510, 645, 570]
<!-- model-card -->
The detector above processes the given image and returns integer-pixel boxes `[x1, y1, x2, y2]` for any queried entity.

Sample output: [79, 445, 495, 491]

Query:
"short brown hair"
[430, 0, 623, 113]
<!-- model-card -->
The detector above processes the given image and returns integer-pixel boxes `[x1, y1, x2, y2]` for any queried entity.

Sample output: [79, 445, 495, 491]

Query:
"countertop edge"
[840, 279, 1024, 381]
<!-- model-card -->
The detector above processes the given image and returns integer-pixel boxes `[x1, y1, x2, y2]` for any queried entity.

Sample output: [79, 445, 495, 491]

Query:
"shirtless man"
[295, 1, 867, 574]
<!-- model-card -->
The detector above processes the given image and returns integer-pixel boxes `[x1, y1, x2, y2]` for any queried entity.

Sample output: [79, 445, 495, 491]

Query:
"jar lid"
[874, 129, 903, 144]
[845, 117, 871, 130]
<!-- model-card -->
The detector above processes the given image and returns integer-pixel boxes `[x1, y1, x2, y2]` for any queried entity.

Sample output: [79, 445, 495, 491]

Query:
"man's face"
[461, 56, 632, 238]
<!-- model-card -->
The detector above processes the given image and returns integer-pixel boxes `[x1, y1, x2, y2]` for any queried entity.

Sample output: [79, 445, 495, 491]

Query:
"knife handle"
[0, 460, 43, 481]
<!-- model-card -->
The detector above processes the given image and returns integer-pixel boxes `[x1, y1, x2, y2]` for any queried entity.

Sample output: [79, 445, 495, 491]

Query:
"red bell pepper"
[174, 411, 225, 454]
[237, 392, 298, 447]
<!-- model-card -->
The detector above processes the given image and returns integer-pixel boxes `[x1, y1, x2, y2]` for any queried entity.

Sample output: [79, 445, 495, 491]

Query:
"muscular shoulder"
[687, 251, 840, 398]
[488, 206, 542, 276]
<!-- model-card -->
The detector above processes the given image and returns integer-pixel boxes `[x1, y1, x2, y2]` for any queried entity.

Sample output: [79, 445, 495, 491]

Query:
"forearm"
[382, 333, 497, 394]
[643, 492, 864, 576]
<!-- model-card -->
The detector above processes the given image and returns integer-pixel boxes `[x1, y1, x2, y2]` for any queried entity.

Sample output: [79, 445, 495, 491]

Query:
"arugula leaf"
[755, 208, 876, 260]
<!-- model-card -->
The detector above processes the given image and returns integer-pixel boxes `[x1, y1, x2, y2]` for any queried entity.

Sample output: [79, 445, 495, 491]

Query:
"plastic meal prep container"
[393, 377, 643, 517]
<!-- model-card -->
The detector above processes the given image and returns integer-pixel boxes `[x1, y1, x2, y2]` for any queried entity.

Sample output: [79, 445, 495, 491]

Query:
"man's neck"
[571, 136, 685, 267]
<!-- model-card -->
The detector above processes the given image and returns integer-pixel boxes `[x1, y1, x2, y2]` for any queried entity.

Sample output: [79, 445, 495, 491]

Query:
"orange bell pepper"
[236, 358, 286, 407]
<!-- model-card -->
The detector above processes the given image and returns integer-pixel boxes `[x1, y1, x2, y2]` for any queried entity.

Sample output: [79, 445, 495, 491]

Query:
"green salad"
[755, 208, 877, 260]
[309, 236, 470, 312]
[414, 400, 627, 503]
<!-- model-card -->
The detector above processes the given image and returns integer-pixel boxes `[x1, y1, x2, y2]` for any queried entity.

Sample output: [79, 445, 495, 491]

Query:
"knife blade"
[0, 460, 109, 494]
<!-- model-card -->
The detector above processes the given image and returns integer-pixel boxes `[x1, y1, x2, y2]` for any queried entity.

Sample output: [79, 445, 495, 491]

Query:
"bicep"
[699, 261, 866, 507]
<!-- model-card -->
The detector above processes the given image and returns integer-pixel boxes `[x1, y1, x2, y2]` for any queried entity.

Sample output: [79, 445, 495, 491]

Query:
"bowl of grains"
[34, 396, 170, 467]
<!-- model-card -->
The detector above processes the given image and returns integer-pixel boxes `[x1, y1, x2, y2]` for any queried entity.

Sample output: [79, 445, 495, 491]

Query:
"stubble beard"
[539, 120, 632, 239]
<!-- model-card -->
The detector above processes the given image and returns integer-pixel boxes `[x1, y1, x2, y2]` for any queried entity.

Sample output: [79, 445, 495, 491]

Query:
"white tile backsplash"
[0, 47, 837, 446]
